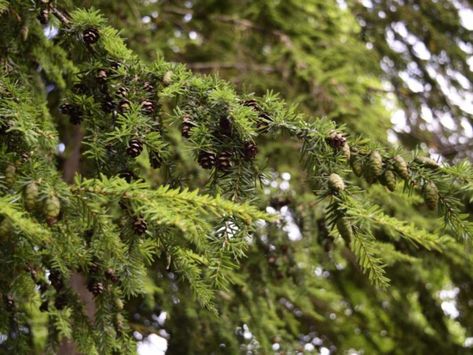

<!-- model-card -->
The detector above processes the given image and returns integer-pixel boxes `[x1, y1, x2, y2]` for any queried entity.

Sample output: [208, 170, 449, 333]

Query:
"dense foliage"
[0, 0, 472, 354]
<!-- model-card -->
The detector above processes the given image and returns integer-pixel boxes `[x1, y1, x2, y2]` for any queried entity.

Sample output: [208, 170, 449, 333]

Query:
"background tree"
[0, 1, 473, 354]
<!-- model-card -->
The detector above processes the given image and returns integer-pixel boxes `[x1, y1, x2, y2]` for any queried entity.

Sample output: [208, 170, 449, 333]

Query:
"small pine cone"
[341, 143, 351, 160]
[116, 87, 129, 98]
[89, 262, 100, 275]
[84, 229, 94, 245]
[380, 170, 397, 192]
[366, 151, 383, 182]
[5, 164, 16, 188]
[198, 151, 216, 169]
[96, 69, 108, 82]
[87, 280, 104, 296]
[216, 151, 233, 170]
[0, 217, 12, 240]
[49, 270, 63, 290]
[82, 28, 100, 44]
[350, 154, 363, 176]
[326, 132, 346, 149]
[118, 99, 131, 114]
[257, 112, 272, 133]
[336, 218, 353, 244]
[219, 116, 233, 137]
[243, 141, 258, 160]
[72, 83, 88, 95]
[132, 217, 148, 235]
[45, 195, 61, 225]
[118, 170, 137, 183]
[141, 100, 155, 115]
[415, 156, 439, 169]
[4, 295, 15, 311]
[39, 300, 49, 312]
[328, 173, 345, 193]
[114, 314, 125, 335]
[38, 281, 49, 294]
[423, 181, 439, 211]
[149, 151, 162, 169]
[323, 236, 335, 252]
[20, 152, 30, 162]
[59, 103, 74, 115]
[105, 268, 119, 283]
[37, 9, 49, 25]
[242, 99, 261, 111]
[101, 97, 115, 113]
[54, 293, 67, 310]
[162, 71, 173, 85]
[114, 297, 124, 311]
[110, 61, 121, 70]
[60, 103, 82, 124]
[181, 115, 195, 138]
[126, 138, 143, 158]
[69, 111, 82, 125]
[393, 155, 409, 180]
[27, 266, 38, 282]
[143, 81, 154, 93]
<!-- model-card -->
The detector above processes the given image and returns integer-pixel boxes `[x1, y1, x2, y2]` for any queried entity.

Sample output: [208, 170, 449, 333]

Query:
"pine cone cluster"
[126, 138, 143, 158]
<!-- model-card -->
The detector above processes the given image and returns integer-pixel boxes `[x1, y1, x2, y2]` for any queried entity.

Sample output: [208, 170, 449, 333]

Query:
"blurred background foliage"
[64, 1, 473, 353]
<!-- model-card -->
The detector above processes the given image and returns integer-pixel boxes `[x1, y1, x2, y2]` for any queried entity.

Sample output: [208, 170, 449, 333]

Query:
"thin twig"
[51, 7, 71, 25]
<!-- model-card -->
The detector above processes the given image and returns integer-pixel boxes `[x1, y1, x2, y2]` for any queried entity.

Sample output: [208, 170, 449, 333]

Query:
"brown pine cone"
[82, 28, 100, 44]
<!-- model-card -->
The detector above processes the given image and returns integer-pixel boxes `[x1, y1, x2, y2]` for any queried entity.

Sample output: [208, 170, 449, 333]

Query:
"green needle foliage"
[0, 1, 473, 354]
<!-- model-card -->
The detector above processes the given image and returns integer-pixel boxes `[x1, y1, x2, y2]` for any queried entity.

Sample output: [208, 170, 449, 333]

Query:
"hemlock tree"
[1, 0, 473, 354]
